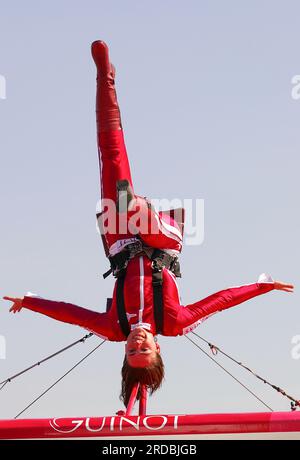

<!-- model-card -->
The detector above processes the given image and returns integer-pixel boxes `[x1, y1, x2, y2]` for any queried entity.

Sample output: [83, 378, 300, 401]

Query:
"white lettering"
[0, 335, 6, 359]
[95, 197, 204, 247]
[49, 414, 182, 436]
[0, 75, 6, 99]
[85, 417, 106, 432]
[119, 416, 140, 431]
[102, 445, 136, 457]
[291, 335, 300, 360]
[110, 416, 115, 431]
[143, 415, 167, 431]
[173, 415, 179, 429]
[49, 418, 84, 433]
[291, 75, 300, 100]
[184, 198, 204, 246]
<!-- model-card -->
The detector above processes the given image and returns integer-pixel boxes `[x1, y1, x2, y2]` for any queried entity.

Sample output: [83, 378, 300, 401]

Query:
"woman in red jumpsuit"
[4, 41, 294, 407]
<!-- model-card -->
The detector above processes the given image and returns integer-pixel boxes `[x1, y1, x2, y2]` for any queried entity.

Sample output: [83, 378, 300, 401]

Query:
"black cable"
[0, 333, 93, 388]
[185, 334, 273, 411]
[14, 339, 106, 419]
[0, 381, 9, 391]
[191, 331, 300, 409]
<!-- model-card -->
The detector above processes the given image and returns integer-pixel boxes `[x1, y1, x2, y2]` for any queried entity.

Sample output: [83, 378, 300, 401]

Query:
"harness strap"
[116, 273, 131, 337]
[115, 265, 164, 338]
[106, 243, 181, 338]
[151, 269, 164, 335]
[103, 239, 144, 279]
[103, 268, 113, 279]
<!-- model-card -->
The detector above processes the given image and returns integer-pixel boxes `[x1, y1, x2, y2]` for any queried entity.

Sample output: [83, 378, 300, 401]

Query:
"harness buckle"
[127, 239, 143, 257]
[151, 258, 163, 272]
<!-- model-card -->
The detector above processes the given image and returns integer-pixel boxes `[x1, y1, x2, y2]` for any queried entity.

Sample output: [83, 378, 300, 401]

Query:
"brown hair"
[120, 352, 165, 407]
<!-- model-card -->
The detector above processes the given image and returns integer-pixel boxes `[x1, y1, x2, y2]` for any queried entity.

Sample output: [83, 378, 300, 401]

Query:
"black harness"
[104, 241, 181, 337]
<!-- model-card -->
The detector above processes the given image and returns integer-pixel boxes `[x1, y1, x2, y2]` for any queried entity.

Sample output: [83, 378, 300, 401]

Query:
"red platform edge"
[0, 411, 300, 439]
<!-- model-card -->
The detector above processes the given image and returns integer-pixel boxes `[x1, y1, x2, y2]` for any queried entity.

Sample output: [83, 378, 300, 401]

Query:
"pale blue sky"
[0, 0, 299, 419]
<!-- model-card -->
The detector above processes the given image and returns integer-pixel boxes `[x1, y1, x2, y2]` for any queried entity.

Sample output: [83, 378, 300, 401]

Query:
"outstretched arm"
[176, 276, 294, 334]
[3, 294, 113, 340]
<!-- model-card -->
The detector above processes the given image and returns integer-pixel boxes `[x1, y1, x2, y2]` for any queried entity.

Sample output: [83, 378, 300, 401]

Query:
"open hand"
[274, 281, 294, 292]
[3, 296, 24, 313]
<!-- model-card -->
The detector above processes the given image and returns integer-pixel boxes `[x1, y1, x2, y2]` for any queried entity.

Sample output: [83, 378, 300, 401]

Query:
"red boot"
[91, 40, 121, 132]
[91, 40, 112, 76]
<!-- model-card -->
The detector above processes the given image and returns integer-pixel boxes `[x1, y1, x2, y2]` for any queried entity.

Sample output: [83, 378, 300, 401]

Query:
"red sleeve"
[176, 280, 275, 335]
[22, 295, 113, 340]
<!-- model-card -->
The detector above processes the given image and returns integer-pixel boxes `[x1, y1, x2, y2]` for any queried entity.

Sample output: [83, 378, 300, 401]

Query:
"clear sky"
[0, 0, 299, 420]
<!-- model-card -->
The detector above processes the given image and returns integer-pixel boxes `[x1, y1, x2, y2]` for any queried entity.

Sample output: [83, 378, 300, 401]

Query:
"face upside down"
[120, 327, 164, 407]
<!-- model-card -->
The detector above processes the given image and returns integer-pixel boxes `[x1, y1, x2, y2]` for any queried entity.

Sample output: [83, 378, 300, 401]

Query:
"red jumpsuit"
[21, 42, 275, 340]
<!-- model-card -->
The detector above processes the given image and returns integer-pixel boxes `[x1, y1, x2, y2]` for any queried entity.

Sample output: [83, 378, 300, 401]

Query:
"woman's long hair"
[120, 352, 164, 407]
